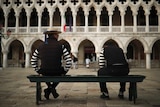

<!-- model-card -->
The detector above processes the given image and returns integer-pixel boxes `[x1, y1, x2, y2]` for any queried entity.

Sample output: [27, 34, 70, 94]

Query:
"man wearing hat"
[31, 28, 72, 100]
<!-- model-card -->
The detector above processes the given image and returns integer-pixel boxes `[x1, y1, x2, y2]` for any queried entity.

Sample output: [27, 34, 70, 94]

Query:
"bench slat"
[27, 75, 145, 82]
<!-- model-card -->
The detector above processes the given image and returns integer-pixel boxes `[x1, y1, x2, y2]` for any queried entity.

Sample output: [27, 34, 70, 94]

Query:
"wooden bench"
[27, 75, 145, 105]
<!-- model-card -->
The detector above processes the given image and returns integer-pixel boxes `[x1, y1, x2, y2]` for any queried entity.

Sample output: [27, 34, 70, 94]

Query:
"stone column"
[26, 10, 31, 33]
[96, 51, 100, 61]
[61, 12, 65, 32]
[15, 14, 19, 33]
[158, 12, 160, 32]
[2, 50, 8, 68]
[146, 52, 151, 69]
[121, 11, 125, 32]
[72, 52, 78, 57]
[38, 13, 42, 33]
[26, 15, 30, 33]
[145, 10, 150, 32]
[4, 14, 8, 33]
[25, 51, 31, 68]
[133, 11, 137, 33]
[84, 10, 89, 32]
[108, 12, 113, 32]
[96, 12, 100, 32]
[49, 9, 54, 28]
[49, 13, 53, 28]
[73, 12, 77, 32]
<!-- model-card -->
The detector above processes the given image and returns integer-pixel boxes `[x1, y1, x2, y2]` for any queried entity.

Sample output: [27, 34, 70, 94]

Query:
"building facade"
[0, 0, 160, 69]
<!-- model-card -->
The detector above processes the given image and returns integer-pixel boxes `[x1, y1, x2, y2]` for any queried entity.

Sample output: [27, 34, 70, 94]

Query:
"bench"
[27, 75, 145, 105]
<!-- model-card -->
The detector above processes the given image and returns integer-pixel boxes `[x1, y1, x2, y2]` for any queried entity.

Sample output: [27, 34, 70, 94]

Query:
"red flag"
[63, 16, 66, 32]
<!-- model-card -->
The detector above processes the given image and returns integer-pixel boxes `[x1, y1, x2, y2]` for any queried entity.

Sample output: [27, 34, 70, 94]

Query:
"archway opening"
[151, 40, 160, 68]
[8, 40, 24, 67]
[78, 39, 95, 67]
[127, 39, 145, 68]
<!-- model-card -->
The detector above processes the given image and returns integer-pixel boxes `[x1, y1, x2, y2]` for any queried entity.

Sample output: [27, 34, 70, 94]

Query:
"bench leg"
[129, 82, 137, 104]
[36, 82, 41, 105]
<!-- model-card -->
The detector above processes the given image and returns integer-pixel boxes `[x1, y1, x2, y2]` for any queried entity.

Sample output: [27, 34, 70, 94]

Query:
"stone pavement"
[0, 67, 160, 107]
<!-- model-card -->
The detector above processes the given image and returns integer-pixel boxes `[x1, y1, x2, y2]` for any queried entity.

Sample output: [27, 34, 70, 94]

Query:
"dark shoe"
[118, 91, 124, 99]
[51, 88, 59, 98]
[100, 92, 109, 99]
[44, 88, 51, 100]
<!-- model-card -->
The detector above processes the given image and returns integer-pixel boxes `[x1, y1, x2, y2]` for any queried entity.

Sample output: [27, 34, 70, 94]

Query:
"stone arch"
[41, 7, 49, 26]
[99, 37, 124, 51]
[0, 8, 5, 26]
[103, 39, 119, 47]
[76, 7, 85, 26]
[8, 8, 16, 27]
[151, 39, 160, 68]
[53, 7, 61, 26]
[88, 6, 97, 26]
[64, 7, 73, 29]
[19, 8, 27, 27]
[126, 39, 145, 68]
[125, 36, 148, 53]
[78, 39, 96, 66]
[100, 6, 109, 26]
[113, 6, 121, 26]
[31, 39, 43, 55]
[137, 6, 145, 26]
[76, 36, 98, 53]
[4, 37, 26, 53]
[59, 39, 71, 53]
[149, 6, 158, 26]
[7, 39, 25, 67]
[30, 8, 38, 26]
[28, 37, 43, 52]
[150, 37, 160, 52]
[125, 6, 133, 26]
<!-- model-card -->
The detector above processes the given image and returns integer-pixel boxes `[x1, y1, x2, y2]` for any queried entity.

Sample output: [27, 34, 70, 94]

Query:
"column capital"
[60, 11, 65, 16]
[144, 50, 152, 54]
[108, 11, 113, 16]
[24, 50, 31, 54]
[120, 11, 125, 16]
[2, 50, 8, 54]
[144, 10, 150, 16]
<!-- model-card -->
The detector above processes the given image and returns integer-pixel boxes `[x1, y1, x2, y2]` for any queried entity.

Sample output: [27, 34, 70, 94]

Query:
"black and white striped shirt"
[31, 43, 72, 72]
[99, 48, 106, 68]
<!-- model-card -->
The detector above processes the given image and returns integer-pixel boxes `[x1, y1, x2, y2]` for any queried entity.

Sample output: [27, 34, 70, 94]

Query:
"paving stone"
[0, 68, 160, 107]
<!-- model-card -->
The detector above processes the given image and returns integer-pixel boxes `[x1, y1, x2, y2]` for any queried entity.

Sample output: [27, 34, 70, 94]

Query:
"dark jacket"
[38, 38, 63, 70]
[99, 46, 129, 76]
[104, 46, 128, 67]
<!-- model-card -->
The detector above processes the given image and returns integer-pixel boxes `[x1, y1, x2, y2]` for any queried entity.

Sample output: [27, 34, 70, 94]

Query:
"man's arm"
[31, 49, 39, 72]
[62, 46, 72, 72]
[99, 48, 105, 68]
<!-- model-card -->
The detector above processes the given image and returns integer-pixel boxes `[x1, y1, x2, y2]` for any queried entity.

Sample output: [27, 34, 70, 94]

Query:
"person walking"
[98, 42, 129, 99]
[31, 28, 72, 100]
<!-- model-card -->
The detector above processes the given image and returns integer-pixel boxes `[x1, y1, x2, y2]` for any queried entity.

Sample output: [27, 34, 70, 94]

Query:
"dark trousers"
[37, 67, 66, 89]
[97, 66, 129, 93]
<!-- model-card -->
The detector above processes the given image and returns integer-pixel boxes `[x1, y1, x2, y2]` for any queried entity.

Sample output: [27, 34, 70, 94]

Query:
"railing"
[6, 26, 159, 34]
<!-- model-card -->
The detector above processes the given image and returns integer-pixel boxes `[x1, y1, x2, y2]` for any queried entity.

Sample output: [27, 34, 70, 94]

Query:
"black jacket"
[38, 38, 63, 70]
[104, 46, 128, 67]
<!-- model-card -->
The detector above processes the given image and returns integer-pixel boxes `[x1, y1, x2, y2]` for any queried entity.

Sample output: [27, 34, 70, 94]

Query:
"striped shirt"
[99, 48, 106, 68]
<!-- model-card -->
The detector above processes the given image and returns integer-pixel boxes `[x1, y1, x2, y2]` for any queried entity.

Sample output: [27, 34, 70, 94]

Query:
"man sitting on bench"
[98, 42, 130, 99]
[31, 28, 72, 100]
